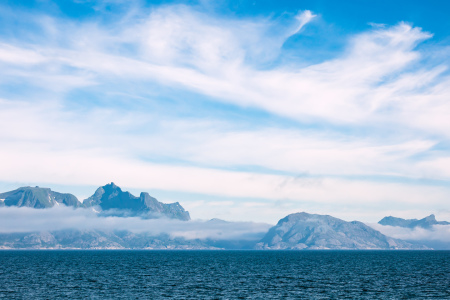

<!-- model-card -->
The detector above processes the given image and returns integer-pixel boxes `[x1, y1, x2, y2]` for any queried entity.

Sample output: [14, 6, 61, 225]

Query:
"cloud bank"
[0, 206, 271, 240]
[369, 223, 450, 243]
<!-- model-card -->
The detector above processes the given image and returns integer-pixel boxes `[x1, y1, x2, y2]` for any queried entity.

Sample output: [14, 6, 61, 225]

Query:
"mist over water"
[0, 206, 271, 240]
[369, 223, 450, 244]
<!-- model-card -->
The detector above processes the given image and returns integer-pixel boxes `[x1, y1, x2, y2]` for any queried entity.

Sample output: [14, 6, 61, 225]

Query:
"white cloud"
[0, 96, 449, 222]
[369, 223, 450, 243]
[1, 141, 449, 217]
[293, 10, 316, 34]
[0, 7, 446, 133]
[0, 4, 449, 223]
[0, 43, 46, 65]
[0, 206, 271, 240]
[0, 98, 443, 178]
[3, 95, 450, 189]
[1, 10, 446, 138]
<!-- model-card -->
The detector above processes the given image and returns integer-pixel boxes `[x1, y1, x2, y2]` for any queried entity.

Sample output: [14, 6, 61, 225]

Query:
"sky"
[1, 0, 450, 224]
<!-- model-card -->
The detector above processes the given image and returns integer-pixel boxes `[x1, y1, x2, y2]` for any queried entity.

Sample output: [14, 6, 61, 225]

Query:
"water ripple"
[0, 250, 448, 299]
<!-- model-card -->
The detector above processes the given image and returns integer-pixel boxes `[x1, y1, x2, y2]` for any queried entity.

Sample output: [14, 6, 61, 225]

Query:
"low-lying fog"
[0, 206, 272, 241]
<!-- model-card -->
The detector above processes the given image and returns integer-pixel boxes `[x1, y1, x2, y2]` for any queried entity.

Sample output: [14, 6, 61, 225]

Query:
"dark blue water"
[0, 251, 448, 299]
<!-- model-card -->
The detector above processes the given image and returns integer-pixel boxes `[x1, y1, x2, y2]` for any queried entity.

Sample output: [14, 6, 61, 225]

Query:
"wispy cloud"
[293, 10, 316, 34]
[0, 2, 449, 222]
[1, 6, 447, 134]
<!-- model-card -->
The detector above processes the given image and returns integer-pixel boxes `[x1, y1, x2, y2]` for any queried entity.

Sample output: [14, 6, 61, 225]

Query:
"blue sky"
[1, 0, 450, 223]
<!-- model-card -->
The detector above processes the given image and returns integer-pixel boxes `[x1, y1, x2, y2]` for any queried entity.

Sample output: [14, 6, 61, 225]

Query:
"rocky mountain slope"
[0, 186, 81, 208]
[82, 183, 190, 220]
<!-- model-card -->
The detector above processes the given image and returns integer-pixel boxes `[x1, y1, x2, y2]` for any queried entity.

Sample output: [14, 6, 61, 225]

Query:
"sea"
[0, 250, 448, 299]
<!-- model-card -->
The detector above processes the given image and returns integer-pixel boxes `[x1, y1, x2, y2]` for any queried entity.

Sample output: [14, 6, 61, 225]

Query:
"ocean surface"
[0, 250, 448, 299]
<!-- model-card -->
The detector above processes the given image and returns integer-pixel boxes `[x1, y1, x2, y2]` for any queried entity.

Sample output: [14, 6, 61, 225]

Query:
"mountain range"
[0, 184, 448, 250]
[0, 230, 217, 250]
[82, 183, 190, 220]
[255, 212, 427, 250]
[0, 183, 190, 221]
[378, 214, 450, 229]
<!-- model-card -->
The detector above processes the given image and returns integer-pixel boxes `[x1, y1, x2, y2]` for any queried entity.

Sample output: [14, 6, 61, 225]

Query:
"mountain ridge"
[0, 183, 190, 221]
[0, 229, 217, 250]
[0, 186, 81, 208]
[378, 214, 449, 229]
[0, 185, 443, 250]
[82, 183, 190, 221]
[255, 212, 428, 250]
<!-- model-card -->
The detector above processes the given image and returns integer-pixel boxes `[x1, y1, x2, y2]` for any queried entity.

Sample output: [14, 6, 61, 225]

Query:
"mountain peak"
[278, 212, 336, 226]
[424, 214, 436, 221]
[83, 184, 190, 221]
[103, 182, 121, 191]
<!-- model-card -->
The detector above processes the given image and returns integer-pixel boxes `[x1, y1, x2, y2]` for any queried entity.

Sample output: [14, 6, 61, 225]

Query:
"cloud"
[0, 43, 46, 65]
[0, 98, 444, 179]
[0, 5, 445, 128]
[1, 141, 449, 207]
[369, 223, 450, 243]
[0, 206, 271, 240]
[293, 10, 316, 34]
[1, 8, 446, 136]
[0, 3, 449, 223]
[0, 96, 449, 223]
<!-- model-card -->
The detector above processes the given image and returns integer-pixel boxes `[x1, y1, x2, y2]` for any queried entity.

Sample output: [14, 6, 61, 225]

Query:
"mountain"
[0, 183, 191, 221]
[378, 215, 450, 229]
[0, 186, 81, 209]
[83, 183, 190, 221]
[0, 230, 217, 250]
[255, 212, 428, 250]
